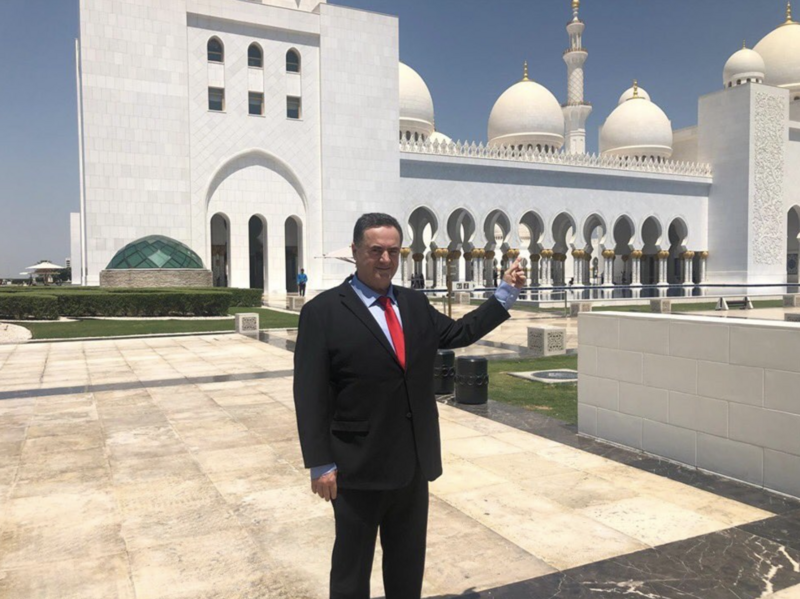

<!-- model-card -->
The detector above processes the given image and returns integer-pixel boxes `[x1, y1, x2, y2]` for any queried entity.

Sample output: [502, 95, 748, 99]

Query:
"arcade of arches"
[210, 213, 304, 292]
[405, 209, 710, 288]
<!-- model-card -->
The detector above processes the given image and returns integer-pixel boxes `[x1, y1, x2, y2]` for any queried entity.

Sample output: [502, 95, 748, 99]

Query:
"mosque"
[71, 0, 800, 292]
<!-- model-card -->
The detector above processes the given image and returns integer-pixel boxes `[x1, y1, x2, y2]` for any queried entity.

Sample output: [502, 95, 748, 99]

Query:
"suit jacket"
[292, 277, 510, 490]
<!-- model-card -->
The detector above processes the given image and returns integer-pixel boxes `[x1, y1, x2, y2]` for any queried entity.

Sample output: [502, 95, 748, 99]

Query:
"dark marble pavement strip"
[418, 524, 800, 599]
[0, 369, 294, 401]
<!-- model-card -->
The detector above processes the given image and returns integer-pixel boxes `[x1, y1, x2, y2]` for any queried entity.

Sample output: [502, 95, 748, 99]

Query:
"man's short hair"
[353, 213, 404, 246]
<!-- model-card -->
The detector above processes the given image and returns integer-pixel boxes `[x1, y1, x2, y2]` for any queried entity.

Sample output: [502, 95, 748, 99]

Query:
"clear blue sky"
[0, 0, 789, 278]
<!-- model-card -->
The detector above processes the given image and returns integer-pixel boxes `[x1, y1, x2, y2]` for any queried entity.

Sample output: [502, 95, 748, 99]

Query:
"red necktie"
[378, 296, 405, 369]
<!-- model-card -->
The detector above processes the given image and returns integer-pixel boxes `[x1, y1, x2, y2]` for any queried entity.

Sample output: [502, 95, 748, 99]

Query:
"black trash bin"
[454, 356, 489, 405]
[433, 349, 455, 395]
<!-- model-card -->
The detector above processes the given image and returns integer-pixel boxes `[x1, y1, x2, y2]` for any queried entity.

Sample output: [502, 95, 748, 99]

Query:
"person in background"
[297, 268, 308, 297]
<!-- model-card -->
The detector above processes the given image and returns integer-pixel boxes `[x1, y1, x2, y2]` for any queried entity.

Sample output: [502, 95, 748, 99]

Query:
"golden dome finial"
[743, 39, 747, 49]
[522, 61, 529, 81]
[572, 0, 580, 17]
[633, 79, 639, 97]
[786, 1, 795, 24]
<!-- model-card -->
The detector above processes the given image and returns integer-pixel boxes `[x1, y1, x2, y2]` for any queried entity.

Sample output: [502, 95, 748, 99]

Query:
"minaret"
[562, 0, 592, 154]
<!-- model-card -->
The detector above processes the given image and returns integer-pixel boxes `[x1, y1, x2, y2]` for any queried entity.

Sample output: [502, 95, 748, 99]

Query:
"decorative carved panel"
[753, 92, 786, 266]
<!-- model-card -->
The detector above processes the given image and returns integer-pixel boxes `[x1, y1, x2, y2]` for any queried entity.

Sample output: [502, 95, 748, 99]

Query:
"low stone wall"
[100, 269, 213, 288]
[578, 312, 800, 498]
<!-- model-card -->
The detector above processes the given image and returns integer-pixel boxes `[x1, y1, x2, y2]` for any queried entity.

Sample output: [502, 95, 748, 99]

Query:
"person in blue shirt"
[297, 268, 308, 296]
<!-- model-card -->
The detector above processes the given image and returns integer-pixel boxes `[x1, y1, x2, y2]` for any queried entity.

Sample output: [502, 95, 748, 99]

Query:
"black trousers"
[299, 283, 307, 296]
[330, 466, 428, 599]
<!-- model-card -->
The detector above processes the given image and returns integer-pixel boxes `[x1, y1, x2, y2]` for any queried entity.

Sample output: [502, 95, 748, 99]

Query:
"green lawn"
[18, 307, 299, 340]
[487, 354, 578, 424]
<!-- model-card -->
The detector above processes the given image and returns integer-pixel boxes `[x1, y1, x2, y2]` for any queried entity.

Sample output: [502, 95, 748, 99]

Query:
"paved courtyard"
[1, 334, 800, 598]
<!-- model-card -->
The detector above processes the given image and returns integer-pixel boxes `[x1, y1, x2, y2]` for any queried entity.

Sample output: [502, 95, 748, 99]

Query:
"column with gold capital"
[400, 247, 411, 286]
[631, 250, 643, 286]
[656, 250, 669, 284]
[698, 251, 709, 283]
[471, 249, 485, 287]
[681, 251, 695, 284]
[602, 249, 615, 285]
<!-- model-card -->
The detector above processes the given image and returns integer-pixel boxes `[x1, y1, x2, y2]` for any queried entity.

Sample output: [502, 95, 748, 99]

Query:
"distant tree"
[54, 268, 71, 283]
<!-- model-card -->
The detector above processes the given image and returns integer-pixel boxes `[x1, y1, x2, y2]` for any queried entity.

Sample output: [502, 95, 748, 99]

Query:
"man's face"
[352, 226, 401, 293]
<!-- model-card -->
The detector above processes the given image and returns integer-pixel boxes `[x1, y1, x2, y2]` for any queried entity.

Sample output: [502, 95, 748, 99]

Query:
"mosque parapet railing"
[399, 139, 713, 178]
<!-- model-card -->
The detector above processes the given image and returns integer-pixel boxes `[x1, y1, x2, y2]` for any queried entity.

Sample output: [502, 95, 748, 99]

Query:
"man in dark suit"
[293, 213, 524, 599]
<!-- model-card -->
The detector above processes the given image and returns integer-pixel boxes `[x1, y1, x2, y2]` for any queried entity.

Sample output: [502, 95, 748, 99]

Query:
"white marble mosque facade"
[71, 0, 800, 291]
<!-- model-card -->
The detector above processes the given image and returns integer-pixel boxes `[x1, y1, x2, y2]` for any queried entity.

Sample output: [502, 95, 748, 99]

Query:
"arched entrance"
[447, 208, 476, 281]
[667, 218, 689, 284]
[285, 216, 303, 292]
[520, 211, 545, 285]
[641, 216, 663, 285]
[249, 215, 267, 290]
[484, 210, 511, 284]
[408, 207, 438, 282]
[552, 212, 576, 285]
[210, 213, 230, 287]
[582, 214, 607, 285]
[613, 216, 635, 285]
[788, 206, 800, 283]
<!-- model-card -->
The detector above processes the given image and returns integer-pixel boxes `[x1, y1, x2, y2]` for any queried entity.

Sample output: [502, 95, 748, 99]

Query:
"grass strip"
[487, 354, 578, 424]
[19, 307, 299, 340]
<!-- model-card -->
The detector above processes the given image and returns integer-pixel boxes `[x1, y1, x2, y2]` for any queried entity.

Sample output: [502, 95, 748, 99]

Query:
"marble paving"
[0, 335, 799, 598]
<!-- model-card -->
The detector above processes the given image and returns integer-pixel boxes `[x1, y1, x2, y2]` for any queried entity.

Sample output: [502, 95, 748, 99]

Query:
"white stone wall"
[698, 83, 789, 284]
[317, 4, 400, 289]
[186, 4, 322, 291]
[78, 0, 192, 285]
[578, 312, 800, 499]
[69, 213, 82, 286]
[671, 126, 698, 163]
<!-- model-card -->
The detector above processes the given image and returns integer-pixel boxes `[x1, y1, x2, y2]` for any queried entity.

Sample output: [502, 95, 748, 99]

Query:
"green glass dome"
[107, 235, 205, 269]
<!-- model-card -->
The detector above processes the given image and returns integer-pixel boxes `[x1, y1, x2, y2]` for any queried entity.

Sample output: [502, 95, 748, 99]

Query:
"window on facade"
[287, 96, 302, 119]
[249, 91, 264, 116]
[286, 49, 301, 73]
[208, 87, 225, 111]
[207, 38, 224, 63]
[248, 44, 263, 68]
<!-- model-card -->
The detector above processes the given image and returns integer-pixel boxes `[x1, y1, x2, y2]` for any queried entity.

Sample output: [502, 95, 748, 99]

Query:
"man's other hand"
[311, 470, 338, 501]
[503, 256, 526, 289]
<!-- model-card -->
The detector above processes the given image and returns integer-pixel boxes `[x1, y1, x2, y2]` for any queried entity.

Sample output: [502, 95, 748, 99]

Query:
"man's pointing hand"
[503, 256, 526, 289]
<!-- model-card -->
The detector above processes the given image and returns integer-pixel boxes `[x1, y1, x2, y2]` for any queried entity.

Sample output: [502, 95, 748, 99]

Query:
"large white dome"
[428, 130, 452, 144]
[600, 87, 673, 160]
[487, 70, 565, 151]
[754, 11, 800, 93]
[400, 62, 435, 141]
[723, 46, 766, 88]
